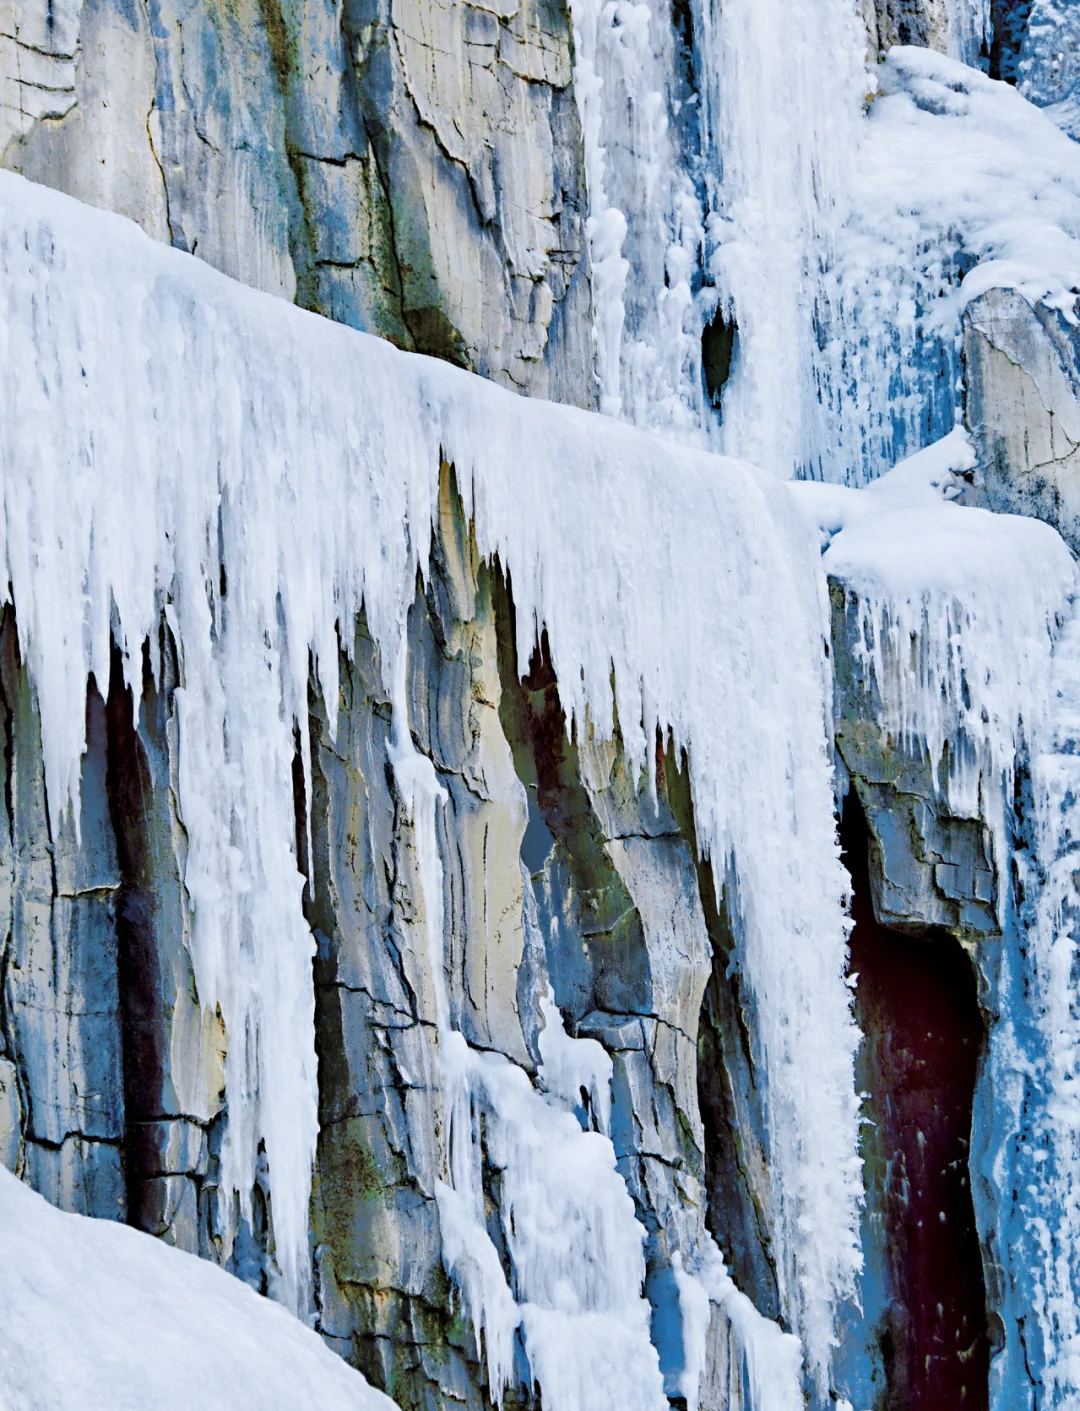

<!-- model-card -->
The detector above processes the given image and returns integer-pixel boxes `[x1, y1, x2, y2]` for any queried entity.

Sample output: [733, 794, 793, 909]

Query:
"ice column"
[567, 0, 710, 435]
[692, 0, 865, 476]
[946, 0, 992, 66]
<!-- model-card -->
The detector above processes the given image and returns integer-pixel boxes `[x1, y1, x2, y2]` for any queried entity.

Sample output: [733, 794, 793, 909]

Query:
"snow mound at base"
[0, 1167, 397, 1411]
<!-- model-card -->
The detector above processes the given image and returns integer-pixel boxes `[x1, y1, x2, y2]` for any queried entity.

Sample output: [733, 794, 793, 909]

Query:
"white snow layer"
[0, 172, 862, 1390]
[0, 1165, 396, 1411]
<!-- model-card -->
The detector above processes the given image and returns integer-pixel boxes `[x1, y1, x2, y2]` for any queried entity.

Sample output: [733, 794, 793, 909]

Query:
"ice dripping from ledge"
[0, 170, 861, 1387]
[796, 429, 1078, 906]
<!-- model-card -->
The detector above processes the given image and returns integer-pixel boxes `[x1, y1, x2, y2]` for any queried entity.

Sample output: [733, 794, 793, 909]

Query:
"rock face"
[0, 0, 593, 402]
[0, 465, 771, 1411]
[5, 4, 1080, 1411]
[863, 0, 951, 57]
[962, 287, 1080, 555]
[829, 581, 997, 1409]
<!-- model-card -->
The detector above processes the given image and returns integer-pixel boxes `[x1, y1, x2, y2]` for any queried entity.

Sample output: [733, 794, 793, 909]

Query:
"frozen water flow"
[675, 1241, 805, 1411]
[0, 171, 861, 1386]
[567, 0, 709, 434]
[991, 602, 1080, 1405]
[694, 0, 865, 477]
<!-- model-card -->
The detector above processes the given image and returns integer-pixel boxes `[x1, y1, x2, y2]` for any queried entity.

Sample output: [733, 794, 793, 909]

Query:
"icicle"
[815, 430, 1078, 910]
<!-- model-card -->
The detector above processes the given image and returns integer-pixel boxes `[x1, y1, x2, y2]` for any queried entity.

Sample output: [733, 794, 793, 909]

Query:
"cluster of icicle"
[819, 431, 1078, 912]
[0, 171, 862, 1392]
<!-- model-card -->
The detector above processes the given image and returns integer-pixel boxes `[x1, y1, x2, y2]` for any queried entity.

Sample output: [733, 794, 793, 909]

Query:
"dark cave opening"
[840, 791, 989, 1411]
[701, 307, 737, 411]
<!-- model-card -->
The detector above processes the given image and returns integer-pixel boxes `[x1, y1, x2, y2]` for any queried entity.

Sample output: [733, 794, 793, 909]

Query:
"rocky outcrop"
[863, 0, 951, 58]
[962, 286, 1080, 555]
[0, 0, 593, 402]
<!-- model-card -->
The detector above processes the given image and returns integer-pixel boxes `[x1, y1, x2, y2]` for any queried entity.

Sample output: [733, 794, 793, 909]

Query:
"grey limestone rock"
[0, 0, 593, 401]
[863, 0, 951, 58]
[962, 285, 1080, 556]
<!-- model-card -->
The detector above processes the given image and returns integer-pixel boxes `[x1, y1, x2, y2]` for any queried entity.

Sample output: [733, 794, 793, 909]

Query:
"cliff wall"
[2, 4, 1080, 1411]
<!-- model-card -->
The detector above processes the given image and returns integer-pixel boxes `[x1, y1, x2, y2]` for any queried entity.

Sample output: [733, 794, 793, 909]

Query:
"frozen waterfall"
[0, 168, 861, 1395]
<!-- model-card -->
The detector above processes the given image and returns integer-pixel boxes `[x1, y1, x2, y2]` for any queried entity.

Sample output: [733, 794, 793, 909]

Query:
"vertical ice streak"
[693, 0, 865, 476]
[1003, 603, 1080, 1405]
[567, 0, 711, 434]
[946, 0, 991, 66]
[568, 0, 629, 417]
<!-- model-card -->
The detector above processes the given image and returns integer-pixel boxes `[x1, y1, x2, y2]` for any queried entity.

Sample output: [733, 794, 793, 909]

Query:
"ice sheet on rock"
[0, 1165, 397, 1411]
[437, 1030, 668, 1411]
[946, 0, 992, 68]
[797, 430, 1079, 906]
[819, 47, 1080, 485]
[0, 170, 861, 1380]
[537, 987, 613, 1134]
[1018, 1, 1080, 127]
[389, 726, 666, 1411]
[675, 1241, 804, 1411]
[997, 602, 1080, 1405]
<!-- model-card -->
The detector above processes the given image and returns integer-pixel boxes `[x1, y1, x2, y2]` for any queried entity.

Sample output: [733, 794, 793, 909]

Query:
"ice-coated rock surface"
[3, 4, 1080, 1411]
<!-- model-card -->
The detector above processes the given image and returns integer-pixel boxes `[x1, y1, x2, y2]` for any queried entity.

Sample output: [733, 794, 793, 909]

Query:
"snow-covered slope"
[0, 1166, 396, 1411]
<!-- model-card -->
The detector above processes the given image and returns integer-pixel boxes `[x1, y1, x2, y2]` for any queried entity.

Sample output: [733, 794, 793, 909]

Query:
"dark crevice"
[105, 637, 163, 1227]
[989, 0, 1033, 85]
[841, 789, 989, 1411]
[701, 306, 737, 412]
[492, 572, 652, 1024]
[695, 862, 781, 1322]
